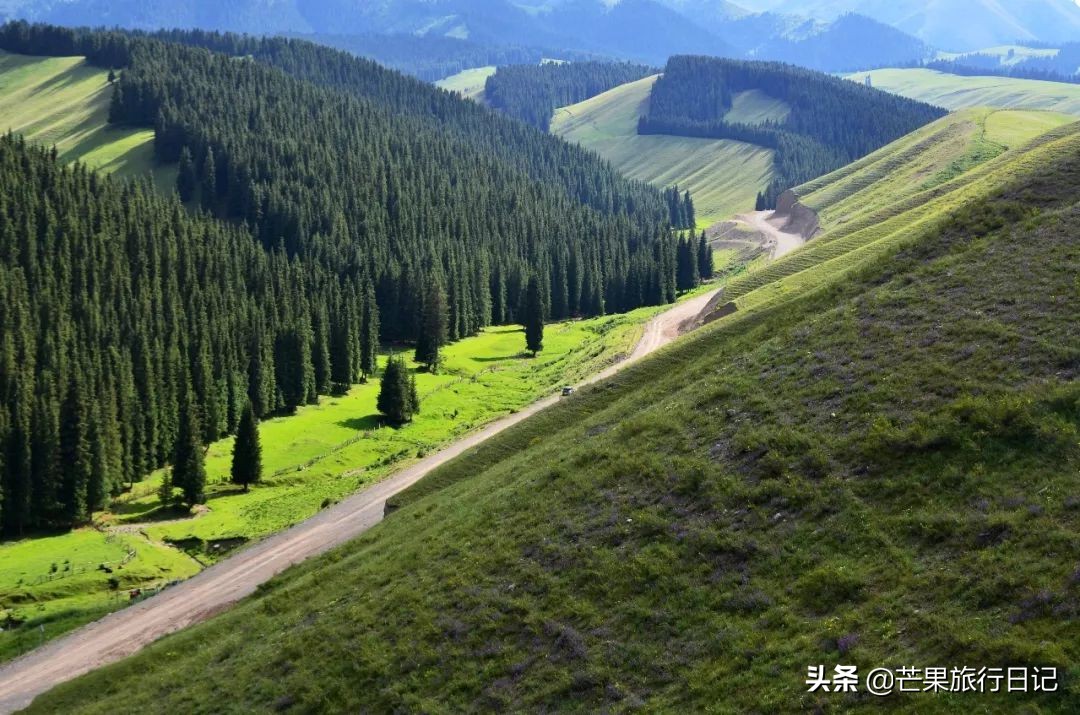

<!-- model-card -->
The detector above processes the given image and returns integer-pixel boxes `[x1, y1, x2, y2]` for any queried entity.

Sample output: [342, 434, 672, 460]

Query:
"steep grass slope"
[0, 50, 174, 191]
[849, 68, 1080, 115]
[434, 65, 495, 101]
[721, 109, 1076, 312]
[27, 112, 1080, 714]
[551, 75, 777, 227]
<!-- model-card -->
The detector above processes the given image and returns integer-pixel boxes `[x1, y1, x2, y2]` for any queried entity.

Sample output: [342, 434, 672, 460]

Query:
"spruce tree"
[172, 399, 206, 509]
[524, 274, 545, 357]
[230, 402, 261, 492]
[176, 146, 196, 202]
[200, 146, 216, 208]
[329, 316, 353, 392]
[676, 234, 700, 292]
[377, 356, 419, 425]
[274, 327, 313, 414]
[58, 376, 91, 524]
[414, 280, 448, 373]
[697, 231, 714, 280]
[312, 305, 332, 396]
[359, 279, 380, 381]
[157, 470, 175, 509]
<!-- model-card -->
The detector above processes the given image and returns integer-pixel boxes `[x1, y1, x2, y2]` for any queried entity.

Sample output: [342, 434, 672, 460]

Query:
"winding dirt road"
[0, 286, 722, 714]
[736, 210, 807, 259]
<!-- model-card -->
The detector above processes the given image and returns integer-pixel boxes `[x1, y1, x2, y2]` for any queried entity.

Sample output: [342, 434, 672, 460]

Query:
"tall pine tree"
[172, 398, 206, 509]
[58, 375, 91, 524]
[415, 279, 448, 373]
[524, 274, 545, 357]
[230, 402, 262, 492]
[176, 146, 196, 202]
[359, 279, 380, 381]
[697, 231, 713, 280]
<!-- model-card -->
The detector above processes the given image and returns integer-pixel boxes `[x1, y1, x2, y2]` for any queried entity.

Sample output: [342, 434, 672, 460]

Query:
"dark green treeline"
[0, 23, 696, 532]
[0, 136, 378, 533]
[0, 24, 693, 335]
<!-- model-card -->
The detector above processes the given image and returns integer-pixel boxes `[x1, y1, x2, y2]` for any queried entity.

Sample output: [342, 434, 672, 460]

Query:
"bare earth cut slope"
[14, 111, 1080, 713]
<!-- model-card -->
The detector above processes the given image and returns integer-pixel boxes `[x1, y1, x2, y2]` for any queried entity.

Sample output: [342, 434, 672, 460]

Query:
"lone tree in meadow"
[524, 273, 545, 357]
[172, 399, 206, 509]
[415, 279, 448, 372]
[377, 355, 420, 426]
[230, 402, 262, 492]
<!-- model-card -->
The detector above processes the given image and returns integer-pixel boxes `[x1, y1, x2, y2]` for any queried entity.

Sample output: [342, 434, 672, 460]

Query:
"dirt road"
[0, 287, 723, 715]
[736, 210, 807, 259]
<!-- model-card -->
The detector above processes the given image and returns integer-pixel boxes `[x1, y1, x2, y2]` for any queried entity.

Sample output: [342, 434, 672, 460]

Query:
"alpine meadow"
[0, 2, 1077, 713]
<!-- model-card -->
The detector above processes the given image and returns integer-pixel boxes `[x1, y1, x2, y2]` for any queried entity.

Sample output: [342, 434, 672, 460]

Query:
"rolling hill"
[551, 75, 777, 227]
[850, 68, 1080, 115]
[717, 108, 1076, 314]
[22, 106, 1080, 715]
[640, 55, 947, 207]
[0, 49, 174, 192]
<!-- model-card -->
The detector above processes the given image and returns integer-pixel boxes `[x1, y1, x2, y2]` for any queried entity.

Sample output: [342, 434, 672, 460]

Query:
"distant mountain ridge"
[1, 0, 932, 71]
[734, 0, 1080, 50]
[0, 0, 732, 64]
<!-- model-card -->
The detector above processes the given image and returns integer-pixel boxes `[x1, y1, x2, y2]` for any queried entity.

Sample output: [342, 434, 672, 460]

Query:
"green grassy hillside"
[0, 50, 175, 192]
[551, 75, 776, 227]
[0, 530, 199, 663]
[28, 111, 1080, 713]
[724, 87, 792, 125]
[435, 65, 496, 101]
[849, 68, 1080, 115]
[720, 108, 1076, 313]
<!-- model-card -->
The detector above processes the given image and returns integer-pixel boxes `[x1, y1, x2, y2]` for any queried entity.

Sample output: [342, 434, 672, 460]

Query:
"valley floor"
[0, 284, 727, 714]
[0, 309, 660, 663]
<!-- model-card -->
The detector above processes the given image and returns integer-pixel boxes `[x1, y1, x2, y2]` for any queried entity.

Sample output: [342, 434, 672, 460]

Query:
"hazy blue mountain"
[860, 0, 1080, 51]
[1, 0, 1041, 68]
[661, 8, 927, 71]
[733, 0, 1080, 50]
[655, 0, 751, 26]
[0, 0, 732, 64]
[748, 13, 931, 71]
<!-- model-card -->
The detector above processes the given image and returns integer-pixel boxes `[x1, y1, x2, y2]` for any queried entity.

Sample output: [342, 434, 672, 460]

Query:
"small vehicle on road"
[561, 386, 575, 396]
